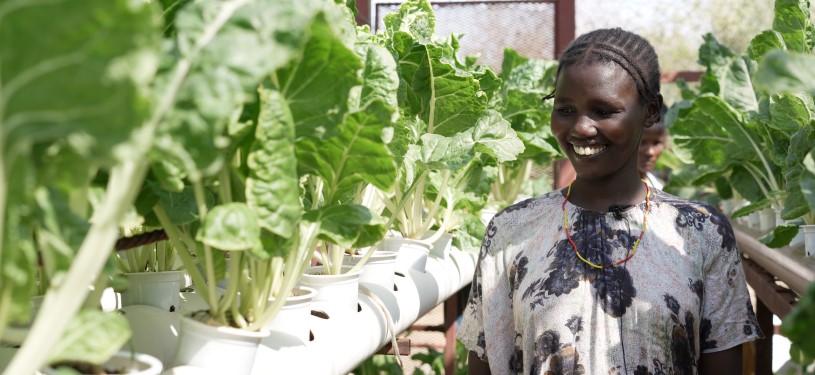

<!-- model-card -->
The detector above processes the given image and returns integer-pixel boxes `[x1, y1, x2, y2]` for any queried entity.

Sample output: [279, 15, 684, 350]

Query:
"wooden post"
[554, 0, 575, 58]
[355, 0, 371, 27]
[754, 299, 773, 375]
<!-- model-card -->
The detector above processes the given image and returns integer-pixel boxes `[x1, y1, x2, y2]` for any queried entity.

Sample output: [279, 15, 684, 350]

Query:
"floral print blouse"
[458, 189, 762, 375]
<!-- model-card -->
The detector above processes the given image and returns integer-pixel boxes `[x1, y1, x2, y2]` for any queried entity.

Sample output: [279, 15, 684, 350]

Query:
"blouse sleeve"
[699, 210, 763, 353]
[457, 214, 517, 369]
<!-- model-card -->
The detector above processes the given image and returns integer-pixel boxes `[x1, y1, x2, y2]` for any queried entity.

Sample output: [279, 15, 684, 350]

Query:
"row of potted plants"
[0, 0, 561, 373]
[666, 0, 815, 252]
[665, 0, 815, 365]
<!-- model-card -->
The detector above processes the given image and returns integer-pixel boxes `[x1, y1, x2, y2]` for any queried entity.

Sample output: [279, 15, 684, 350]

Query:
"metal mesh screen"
[374, 1, 556, 70]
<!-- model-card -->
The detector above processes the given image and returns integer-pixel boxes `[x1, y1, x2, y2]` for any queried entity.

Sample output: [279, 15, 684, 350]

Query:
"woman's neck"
[566, 171, 648, 212]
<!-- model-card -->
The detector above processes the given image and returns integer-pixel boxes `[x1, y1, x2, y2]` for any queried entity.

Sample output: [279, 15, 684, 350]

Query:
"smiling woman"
[457, 28, 762, 375]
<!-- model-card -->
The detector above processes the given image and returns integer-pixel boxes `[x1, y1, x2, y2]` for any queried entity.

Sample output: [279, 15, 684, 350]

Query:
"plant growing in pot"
[668, 1, 814, 247]
[485, 48, 563, 212]
[0, 0, 167, 373]
[364, 0, 525, 273]
[114, 228, 185, 312]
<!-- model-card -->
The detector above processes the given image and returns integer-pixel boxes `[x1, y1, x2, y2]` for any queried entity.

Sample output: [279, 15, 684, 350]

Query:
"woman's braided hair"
[545, 28, 661, 104]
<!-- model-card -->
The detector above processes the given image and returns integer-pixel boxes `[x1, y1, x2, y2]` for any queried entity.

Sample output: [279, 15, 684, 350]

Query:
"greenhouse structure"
[0, 0, 813, 374]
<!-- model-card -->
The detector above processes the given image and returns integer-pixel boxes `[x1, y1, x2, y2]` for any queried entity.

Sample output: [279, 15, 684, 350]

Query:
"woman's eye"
[556, 108, 574, 115]
[597, 109, 617, 117]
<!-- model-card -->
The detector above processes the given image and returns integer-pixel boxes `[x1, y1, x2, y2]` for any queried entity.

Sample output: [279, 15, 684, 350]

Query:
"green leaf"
[730, 165, 769, 203]
[670, 95, 756, 166]
[781, 281, 815, 358]
[801, 149, 815, 214]
[246, 88, 301, 239]
[395, 39, 487, 136]
[731, 197, 773, 218]
[471, 110, 525, 163]
[500, 48, 530, 82]
[772, 0, 811, 53]
[296, 100, 398, 197]
[156, 0, 319, 180]
[149, 183, 214, 226]
[305, 204, 386, 248]
[451, 212, 486, 254]
[383, 0, 435, 43]
[196, 203, 261, 251]
[353, 42, 400, 112]
[48, 310, 132, 366]
[275, 12, 362, 138]
[747, 30, 786, 61]
[759, 221, 802, 248]
[1, 0, 160, 164]
[754, 50, 815, 96]
[769, 93, 811, 133]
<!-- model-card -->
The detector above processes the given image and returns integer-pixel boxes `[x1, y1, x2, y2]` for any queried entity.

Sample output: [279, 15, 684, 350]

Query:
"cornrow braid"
[543, 28, 661, 103]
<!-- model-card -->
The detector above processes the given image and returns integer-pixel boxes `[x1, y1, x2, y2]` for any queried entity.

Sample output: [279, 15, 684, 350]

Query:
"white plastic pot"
[422, 230, 454, 259]
[42, 351, 163, 375]
[120, 270, 185, 312]
[265, 286, 316, 344]
[300, 265, 362, 313]
[173, 315, 269, 375]
[758, 208, 776, 232]
[343, 250, 398, 287]
[382, 238, 432, 273]
[802, 224, 815, 257]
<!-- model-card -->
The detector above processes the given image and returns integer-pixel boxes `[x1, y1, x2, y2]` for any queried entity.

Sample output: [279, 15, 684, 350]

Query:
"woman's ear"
[644, 94, 665, 128]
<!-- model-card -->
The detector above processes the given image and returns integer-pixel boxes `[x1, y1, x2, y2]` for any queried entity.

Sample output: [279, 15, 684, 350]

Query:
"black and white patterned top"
[458, 189, 762, 375]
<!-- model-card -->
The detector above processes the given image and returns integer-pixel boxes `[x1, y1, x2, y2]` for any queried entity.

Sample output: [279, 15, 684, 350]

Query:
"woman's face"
[550, 62, 652, 181]
[638, 124, 667, 176]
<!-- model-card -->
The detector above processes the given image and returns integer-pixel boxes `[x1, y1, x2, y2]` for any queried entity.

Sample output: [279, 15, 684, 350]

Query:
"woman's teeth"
[573, 145, 605, 156]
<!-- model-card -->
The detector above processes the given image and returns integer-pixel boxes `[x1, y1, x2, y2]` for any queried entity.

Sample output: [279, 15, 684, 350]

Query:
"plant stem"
[191, 180, 220, 320]
[0, 284, 12, 343]
[251, 221, 320, 330]
[154, 204, 210, 308]
[420, 170, 451, 235]
[6, 160, 148, 375]
[217, 251, 241, 324]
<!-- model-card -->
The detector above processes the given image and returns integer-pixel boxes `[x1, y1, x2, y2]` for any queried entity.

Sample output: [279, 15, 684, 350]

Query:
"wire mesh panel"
[374, 1, 557, 70]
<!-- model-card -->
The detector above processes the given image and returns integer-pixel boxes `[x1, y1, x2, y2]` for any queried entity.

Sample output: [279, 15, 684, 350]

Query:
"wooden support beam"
[742, 258, 798, 318]
[754, 299, 774, 375]
[375, 338, 411, 356]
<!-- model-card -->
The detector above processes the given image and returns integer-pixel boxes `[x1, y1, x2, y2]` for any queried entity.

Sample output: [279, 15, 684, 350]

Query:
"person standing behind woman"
[458, 28, 762, 375]
[639, 103, 669, 190]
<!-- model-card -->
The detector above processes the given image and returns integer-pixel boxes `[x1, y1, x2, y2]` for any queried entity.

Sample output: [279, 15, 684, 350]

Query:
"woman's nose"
[570, 115, 596, 137]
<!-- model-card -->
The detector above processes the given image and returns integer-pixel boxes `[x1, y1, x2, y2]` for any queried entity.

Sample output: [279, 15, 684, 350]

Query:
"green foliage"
[47, 310, 132, 366]
[782, 282, 815, 360]
[410, 340, 470, 375]
[671, 0, 815, 236]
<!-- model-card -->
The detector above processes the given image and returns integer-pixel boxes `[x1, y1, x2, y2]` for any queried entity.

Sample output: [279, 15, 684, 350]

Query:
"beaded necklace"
[561, 180, 651, 269]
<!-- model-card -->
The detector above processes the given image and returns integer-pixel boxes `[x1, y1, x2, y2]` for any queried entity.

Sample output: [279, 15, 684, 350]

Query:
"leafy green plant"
[486, 49, 562, 209]
[0, 0, 162, 372]
[367, 0, 524, 247]
[668, 0, 815, 248]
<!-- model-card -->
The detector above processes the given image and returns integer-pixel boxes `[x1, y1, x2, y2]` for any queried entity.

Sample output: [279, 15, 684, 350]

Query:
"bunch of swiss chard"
[667, 0, 815, 248]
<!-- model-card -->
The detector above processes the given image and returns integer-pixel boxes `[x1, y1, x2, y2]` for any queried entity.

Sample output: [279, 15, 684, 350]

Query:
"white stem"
[5, 161, 147, 375]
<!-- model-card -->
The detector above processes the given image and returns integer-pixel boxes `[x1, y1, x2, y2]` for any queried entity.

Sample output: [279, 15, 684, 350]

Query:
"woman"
[638, 104, 669, 190]
[458, 28, 762, 375]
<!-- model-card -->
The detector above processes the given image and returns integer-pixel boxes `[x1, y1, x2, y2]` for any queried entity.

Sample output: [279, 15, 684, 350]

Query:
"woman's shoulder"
[491, 191, 563, 222]
[651, 190, 737, 250]
[652, 189, 726, 218]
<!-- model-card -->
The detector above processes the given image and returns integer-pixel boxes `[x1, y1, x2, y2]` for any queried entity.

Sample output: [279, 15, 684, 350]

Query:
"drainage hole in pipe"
[357, 303, 362, 313]
[311, 310, 330, 320]
[394, 271, 405, 277]
[309, 330, 315, 342]
[393, 283, 398, 292]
